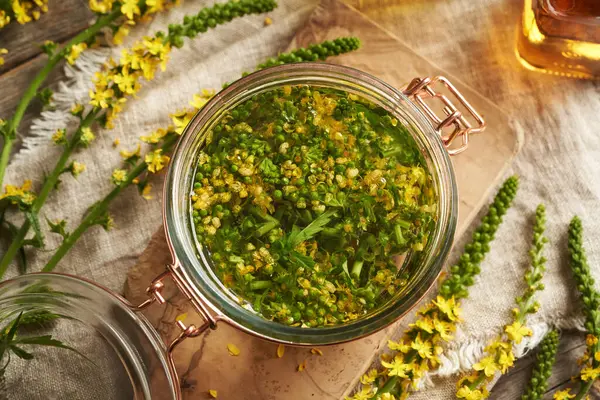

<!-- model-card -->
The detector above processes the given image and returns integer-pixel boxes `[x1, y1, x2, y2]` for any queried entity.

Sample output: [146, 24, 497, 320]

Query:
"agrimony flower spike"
[456, 204, 548, 400]
[561, 216, 600, 399]
[349, 176, 519, 400]
[521, 330, 559, 400]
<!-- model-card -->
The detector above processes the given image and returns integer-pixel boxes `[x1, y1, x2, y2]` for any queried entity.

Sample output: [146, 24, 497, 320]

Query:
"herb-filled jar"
[0, 63, 486, 399]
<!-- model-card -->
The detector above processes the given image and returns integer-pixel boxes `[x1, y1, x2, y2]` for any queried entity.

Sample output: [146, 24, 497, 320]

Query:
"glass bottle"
[516, 0, 600, 79]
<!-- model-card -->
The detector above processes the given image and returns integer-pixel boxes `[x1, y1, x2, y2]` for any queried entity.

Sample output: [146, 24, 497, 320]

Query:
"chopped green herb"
[190, 86, 437, 327]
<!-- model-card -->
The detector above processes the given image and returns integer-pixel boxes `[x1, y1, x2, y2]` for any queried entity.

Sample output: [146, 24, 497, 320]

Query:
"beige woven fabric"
[3, 0, 600, 398]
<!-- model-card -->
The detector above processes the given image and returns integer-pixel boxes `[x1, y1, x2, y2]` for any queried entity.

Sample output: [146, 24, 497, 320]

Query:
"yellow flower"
[0, 180, 36, 205]
[456, 385, 488, 400]
[70, 103, 84, 116]
[381, 355, 410, 378]
[112, 24, 131, 45]
[0, 11, 10, 28]
[432, 296, 461, 321]
[113, 138, 120, 147]
[120, 144, 141, 161]
[387, 339, 411, 353]
[359, 369, 378, 385]
[171, 109, 194, 134]
[143, 36, 169, 58]
[71, 161, 86, 177]
[112, 68, 140, 95]
[89, 87, 114, 109]
[13, 0, 32, 24]
[52, 128, 66, 144]
[0, 48, 7, 66]
[581, 366, 600, 381]
[141, 183, 153, 200]
[208, 389, 218, 398]
[189, 89, 216, 109]
[473, 355, 498, 377]
[89, 0, 114, 14]
[348, 385, 373, 400]
[80, 127, 95, 146]
[121, 0, 140, 20]
[504, 321, 532, 344]
[140, 127, 168, 144]
[410, 317, 435, 334]
[146, 0, 165, 13]
[433, 317, 454, 341]
[497, 350, 515, 373]
[145, 149, 170, 173]
[410, 334, 433, 360]
[66, 43, 87, 65]
[111, 169, 128, 186]
[586, 334, 598, 347]
[594, 351, 600, 362]
[484, 338, 511, 354]
[553, 389, 575, 400]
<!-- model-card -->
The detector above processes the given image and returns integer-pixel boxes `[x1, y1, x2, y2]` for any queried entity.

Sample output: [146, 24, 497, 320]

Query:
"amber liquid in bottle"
[517, 0, 600, 79]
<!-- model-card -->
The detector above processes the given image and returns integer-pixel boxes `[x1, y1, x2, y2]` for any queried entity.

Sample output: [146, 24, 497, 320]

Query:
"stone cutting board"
[124, 0, 522, 398]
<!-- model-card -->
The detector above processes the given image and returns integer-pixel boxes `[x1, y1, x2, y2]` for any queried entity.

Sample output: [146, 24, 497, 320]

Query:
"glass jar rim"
[163, 62, 458, 345]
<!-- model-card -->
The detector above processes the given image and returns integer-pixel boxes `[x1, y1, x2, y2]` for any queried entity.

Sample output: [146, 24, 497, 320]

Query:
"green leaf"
[46, 218, 69, 240]
[288, 209, 337, 249]
[289, 251, 315, 270]
[24, 211, 44, 248]
[14, 335, 93, 364]
[9, 345, 34, 360]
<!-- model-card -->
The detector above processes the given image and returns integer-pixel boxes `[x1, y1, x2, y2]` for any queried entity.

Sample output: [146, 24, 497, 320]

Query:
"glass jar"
[0, 63, 486, 398]
[517, 0, 600, 79]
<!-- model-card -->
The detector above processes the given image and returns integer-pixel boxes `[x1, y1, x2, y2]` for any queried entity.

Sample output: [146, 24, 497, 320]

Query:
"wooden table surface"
[0, 1, 592, 399]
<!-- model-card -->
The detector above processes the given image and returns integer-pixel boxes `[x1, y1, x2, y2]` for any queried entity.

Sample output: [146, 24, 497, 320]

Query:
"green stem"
[574, 380, 593, 400]
[0, 9, 121, 187]
[42, 135, 178, 272]
[0, 111, 98, 278]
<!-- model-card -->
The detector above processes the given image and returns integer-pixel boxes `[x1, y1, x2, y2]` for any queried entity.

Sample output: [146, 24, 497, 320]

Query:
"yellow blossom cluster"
[348, 296, 462, 400]
[1, 0, 48, 28]
[0, 180, 36, 207]
[89, 35, 171, 129]
[89, 0, 179, 44]
[455, 320, 532, 400]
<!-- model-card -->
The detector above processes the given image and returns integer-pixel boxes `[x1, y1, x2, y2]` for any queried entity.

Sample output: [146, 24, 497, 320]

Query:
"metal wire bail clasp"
[402, 76, 486, 155]
[131, 268, 212, 400]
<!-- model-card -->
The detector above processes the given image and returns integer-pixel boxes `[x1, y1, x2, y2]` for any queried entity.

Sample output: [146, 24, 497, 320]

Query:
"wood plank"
[0, 52, 70, 153]
[0, 0, 93, 73]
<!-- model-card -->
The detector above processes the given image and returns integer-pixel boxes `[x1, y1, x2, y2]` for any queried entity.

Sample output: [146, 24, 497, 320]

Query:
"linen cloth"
[1, 0, 600, 399]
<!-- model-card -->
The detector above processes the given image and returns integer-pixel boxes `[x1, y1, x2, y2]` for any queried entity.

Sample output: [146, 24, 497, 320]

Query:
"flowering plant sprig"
[40, 37, 362, 273]
[0, 0, 49, 30]
[553, 217, 600, 400]
[0, 0, 182, 188]
[455, 204, 548, 400]
[0, 0, 279, 279]
[521, 330, 559, 400]
[347, 176, 519, 400]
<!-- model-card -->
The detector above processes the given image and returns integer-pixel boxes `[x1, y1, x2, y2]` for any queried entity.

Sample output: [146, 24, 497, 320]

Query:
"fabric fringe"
[11, 49, 111, 165]
[416, 316, 585, 389]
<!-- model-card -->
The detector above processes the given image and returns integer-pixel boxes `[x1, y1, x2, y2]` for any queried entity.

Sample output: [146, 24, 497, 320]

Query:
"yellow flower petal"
[276, 344, 285, 358]
[227, 343, 240, 356]
[297, 360, 306, 372]
[208, 389, 218, 398]
[310, 348, 323, 356]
